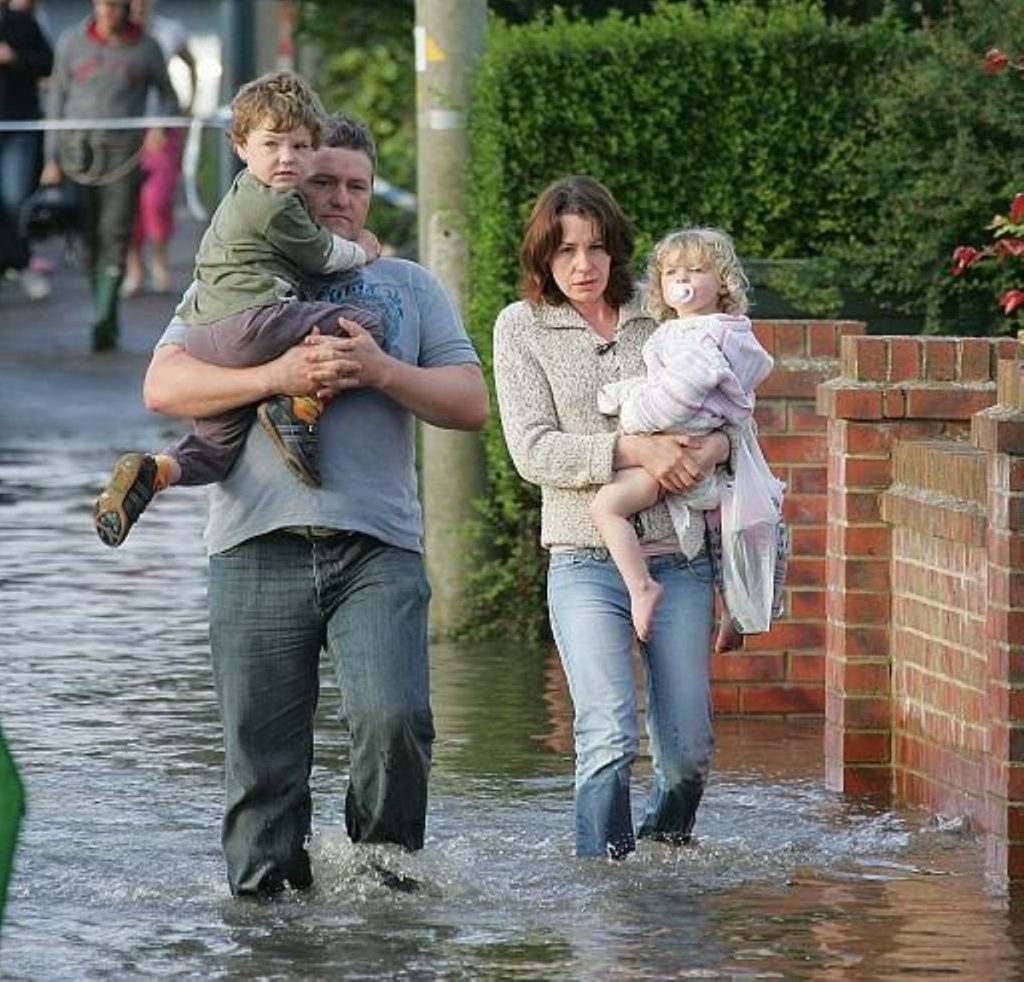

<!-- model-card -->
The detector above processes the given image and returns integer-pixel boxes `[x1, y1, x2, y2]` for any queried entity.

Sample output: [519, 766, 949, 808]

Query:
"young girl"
[591, 226, 777, 641]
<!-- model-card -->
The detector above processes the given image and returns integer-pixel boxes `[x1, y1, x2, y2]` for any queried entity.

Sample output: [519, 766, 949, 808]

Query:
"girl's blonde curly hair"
[644, 226, 750, 321]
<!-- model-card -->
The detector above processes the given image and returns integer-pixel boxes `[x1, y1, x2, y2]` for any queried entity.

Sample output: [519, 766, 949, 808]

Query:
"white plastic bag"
[719, 423, 786, 633]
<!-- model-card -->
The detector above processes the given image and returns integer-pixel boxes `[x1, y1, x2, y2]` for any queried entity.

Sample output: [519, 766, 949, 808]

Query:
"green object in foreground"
[0, 726, 25, 932]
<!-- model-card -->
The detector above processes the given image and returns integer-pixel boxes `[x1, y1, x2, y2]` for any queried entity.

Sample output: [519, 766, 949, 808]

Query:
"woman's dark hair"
[518, 175, 635, 307]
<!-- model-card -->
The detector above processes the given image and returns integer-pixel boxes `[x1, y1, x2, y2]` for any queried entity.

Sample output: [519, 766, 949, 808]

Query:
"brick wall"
[711, 319, 864, 715]
[818, 334, 1024, 886]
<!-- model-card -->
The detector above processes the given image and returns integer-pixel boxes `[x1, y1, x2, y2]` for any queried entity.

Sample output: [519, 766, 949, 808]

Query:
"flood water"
[3, 357, 1024, 978]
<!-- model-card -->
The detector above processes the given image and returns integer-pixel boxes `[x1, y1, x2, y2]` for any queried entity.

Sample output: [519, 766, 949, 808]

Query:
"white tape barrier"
[0, 112, 417, 216]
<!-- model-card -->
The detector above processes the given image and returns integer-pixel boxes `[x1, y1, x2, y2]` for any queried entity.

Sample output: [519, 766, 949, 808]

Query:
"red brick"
[754, 402, 786, 432]
[904, 386, 996, 419]
[808, 322, 842, 358]
[711, 683, 740, 714]
[787, 556, 826, 587]
[785, 495, 828, 525]
[767, 366, 836, 400]
[834, 421, 895, 455]
[924, 339, 957, 381]
[711, 651, 785, 681]
[775, 322, 807, 357]
[791, 527, 826, 556]
[833, 523, 890, 557]
[836, 456, 893, 488]
[833, 659, 891, 694]
[832, 626, 891, 659]
[959, 338, 994, 381]
[789, 467, 827, 494]
[740, 685, 824, 715]
[841, 766, 893, 797]
[826, 385, 885, 420]
[789, 403, 828, 432]
[747, 621, 826, 651]
[889, 338, 922, 382]
[972, 410, 1024, 456]
[842, 336, 888, 381]
[829, 488, 881, 523]
[827, 556, 889, 592]
[844, 730, 891, 763]
[789, 589, 825, 619]
[788, 652, 825, 682]
[751, 321, 776, 354]
[759, 433, 828, 465]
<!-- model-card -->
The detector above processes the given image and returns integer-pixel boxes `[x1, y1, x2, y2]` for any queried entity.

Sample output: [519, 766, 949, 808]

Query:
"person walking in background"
[142, 112, 488, 897]
[122, 0, 196, 297]
[493, 176, 732, 860]
[0, 0, 53, 300]
[40, 0, 176, 351]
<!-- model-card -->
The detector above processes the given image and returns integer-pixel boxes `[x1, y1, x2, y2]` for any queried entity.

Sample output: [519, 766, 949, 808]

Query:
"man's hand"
[304, 319, 392, 398]
[0, 42, 16, 65]
[39, 160, 62, 186]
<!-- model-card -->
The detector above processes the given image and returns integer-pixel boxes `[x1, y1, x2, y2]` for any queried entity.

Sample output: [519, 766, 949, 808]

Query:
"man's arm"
[306, 324, 488, 431]
[143, 330, 488, 432]
[143, 342, 320, 418]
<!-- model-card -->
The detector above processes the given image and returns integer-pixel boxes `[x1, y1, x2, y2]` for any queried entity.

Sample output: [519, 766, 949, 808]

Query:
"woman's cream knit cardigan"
[492, 297, 711, 557]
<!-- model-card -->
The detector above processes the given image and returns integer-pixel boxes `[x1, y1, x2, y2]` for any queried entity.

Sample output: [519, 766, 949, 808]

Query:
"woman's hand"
[617, 431, 729, 494]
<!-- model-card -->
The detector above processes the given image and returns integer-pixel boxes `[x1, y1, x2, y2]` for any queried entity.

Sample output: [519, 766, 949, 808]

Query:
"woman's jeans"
[208, 530, 434, 896]
[548, 547, 715, 858]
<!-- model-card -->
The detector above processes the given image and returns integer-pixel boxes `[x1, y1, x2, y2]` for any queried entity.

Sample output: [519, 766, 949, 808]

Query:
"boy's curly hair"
[229, 70, 326, 148]
[645, 227, 750, 321]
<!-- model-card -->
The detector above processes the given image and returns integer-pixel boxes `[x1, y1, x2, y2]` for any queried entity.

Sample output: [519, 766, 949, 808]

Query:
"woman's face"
[550, 213, 611, 306]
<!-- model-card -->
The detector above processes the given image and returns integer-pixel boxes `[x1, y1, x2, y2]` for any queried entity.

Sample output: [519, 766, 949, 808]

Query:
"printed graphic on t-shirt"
[309, 274, 402, 355]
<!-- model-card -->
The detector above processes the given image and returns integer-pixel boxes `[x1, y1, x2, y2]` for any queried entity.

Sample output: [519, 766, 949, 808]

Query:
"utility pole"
[414, 0, 488, 637]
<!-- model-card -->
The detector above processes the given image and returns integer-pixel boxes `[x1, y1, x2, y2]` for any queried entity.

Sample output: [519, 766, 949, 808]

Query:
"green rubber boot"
[91, 265, 124, 352]
[0, 726, 25, 933]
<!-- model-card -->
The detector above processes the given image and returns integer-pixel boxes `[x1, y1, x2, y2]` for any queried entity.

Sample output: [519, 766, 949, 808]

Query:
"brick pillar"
[710, 319, 862, 715]
[817, 337, 1004, 797]
[973, 358, 1024, 886]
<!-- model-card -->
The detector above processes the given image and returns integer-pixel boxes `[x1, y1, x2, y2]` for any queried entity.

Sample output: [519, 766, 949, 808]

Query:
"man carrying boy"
[94, 70, 382, 548]
[143, 113, 488, 896]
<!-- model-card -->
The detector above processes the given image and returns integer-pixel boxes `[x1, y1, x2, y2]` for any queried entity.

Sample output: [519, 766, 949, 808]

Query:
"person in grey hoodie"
[40, 0, 176, 351]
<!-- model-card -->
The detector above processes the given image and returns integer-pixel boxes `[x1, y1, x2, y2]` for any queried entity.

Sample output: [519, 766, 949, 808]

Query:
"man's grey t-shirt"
[158, 257, 480, 556]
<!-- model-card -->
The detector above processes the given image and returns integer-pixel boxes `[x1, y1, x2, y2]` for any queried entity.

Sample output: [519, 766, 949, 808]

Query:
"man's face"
[93, 0, 131, 35]
[302, 146, 374, 240]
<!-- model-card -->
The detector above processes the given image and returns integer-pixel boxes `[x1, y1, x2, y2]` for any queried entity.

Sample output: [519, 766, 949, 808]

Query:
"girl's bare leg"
[591, 467, 663, 641]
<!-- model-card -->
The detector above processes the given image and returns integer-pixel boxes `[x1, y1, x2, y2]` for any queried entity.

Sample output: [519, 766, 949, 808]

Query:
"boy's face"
[235, 124, 315, 191]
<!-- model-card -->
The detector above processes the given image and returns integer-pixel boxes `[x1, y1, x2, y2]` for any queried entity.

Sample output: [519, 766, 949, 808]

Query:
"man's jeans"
[209, 530, 434, 896]
[547, 547, 715, 859]
[0, 132, 39, 270]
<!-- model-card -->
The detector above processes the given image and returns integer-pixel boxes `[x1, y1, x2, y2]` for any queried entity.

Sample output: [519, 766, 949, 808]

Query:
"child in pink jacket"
[592, 226, 777, 641]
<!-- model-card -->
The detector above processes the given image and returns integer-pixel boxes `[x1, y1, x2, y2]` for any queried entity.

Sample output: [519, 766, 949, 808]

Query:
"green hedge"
[463, 0, 1022, 639]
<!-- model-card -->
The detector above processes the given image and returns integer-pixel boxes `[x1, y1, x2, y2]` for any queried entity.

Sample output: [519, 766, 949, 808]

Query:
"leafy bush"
[823, 0, 1024, 334]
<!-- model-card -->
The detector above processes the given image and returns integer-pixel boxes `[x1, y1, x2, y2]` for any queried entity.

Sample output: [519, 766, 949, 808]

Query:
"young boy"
[94, 70, 382, 548]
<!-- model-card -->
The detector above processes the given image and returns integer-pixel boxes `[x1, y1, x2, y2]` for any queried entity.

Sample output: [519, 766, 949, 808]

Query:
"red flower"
[985, 48, 1010, 73]
[1000, 290, 1024, 316]
[1011, 193, 1024, 225]
[951, 245, 982, 276]
[996, 238, 1024, 259]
